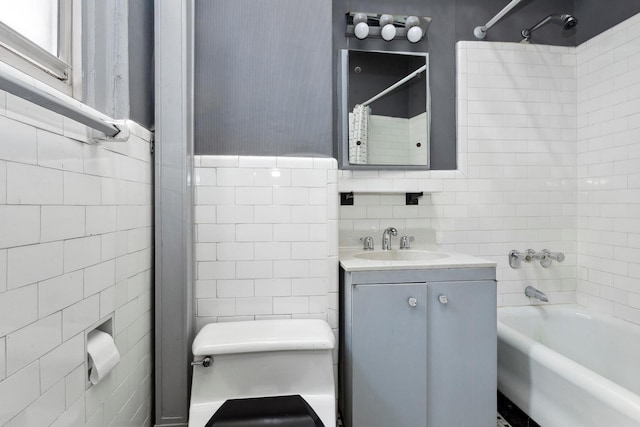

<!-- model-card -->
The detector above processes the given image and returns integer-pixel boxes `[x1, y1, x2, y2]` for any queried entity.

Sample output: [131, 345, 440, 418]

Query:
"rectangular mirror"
[339, 49, 430, 169]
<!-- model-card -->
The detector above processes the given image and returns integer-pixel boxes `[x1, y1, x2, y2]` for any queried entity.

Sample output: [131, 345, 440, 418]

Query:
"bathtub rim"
[497, 304, 640, 423]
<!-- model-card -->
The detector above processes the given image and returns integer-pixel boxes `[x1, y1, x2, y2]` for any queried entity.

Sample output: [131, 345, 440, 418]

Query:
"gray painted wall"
[194, 0, 639, 168]
[194, 0, 333, 157]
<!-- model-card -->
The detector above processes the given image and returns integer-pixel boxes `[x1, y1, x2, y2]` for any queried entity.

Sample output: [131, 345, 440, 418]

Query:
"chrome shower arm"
[521, 14, 578, 40]
[521, 15, 554, 39]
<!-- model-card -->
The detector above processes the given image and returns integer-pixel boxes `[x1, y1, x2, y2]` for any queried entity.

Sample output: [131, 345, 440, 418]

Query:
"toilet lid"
[193, 319, 335, 356]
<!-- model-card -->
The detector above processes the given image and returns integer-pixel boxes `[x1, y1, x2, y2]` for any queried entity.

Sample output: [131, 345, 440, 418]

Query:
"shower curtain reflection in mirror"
[345, 50, 430, 167]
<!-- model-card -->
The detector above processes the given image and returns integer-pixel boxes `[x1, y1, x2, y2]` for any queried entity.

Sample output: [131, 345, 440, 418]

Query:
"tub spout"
[525, 286, 548, 302]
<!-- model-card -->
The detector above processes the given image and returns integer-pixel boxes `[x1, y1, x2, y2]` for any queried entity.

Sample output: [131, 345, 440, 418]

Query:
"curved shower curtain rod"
[473, 0, 527, 40]
[361, 64, 427, 107]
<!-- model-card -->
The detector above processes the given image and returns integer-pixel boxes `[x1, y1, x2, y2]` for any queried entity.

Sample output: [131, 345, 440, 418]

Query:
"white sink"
[353, 250, 450, 262]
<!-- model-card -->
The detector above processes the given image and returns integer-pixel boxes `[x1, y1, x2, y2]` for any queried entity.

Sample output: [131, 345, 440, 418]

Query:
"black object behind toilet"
[205, 395, 324, 427]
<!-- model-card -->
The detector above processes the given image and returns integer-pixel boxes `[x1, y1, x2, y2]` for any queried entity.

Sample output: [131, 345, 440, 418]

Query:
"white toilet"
[188, 319, 336, 427]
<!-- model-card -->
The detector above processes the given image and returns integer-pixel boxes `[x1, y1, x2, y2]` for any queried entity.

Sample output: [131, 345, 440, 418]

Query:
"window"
[0, 0, 77, 95]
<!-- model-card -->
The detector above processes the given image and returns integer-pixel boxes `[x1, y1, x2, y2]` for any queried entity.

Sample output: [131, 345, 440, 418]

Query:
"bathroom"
[1, 0, 640, 425]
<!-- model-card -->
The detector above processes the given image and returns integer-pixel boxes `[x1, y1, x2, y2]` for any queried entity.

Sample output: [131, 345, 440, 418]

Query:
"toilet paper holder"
[86, 317, 120, 387]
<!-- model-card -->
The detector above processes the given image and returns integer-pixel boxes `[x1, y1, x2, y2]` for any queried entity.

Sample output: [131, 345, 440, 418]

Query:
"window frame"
[0, 0, 78, 96]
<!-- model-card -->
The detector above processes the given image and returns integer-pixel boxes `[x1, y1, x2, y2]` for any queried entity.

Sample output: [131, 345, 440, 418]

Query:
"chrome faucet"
[525, 286, 548, 302]
[382, 227, 397, 250]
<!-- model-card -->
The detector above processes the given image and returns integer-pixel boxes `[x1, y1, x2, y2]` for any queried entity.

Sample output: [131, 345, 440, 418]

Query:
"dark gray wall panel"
[128, 0, 155, 129]
[195, 0, 640, 169]
[575, 0, 640, 45]
[343, 0, 574, 170]
[194, 0, 333, 157]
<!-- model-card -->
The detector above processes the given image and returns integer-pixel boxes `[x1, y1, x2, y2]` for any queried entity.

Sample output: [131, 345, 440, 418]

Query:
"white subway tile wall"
[193, 156, 339, 345]
[339, 41, 578, 307]
[0, 92, 153, 426]
[576, 13, 640, 324]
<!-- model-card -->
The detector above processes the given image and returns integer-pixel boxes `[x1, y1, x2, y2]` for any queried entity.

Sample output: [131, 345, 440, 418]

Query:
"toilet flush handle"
[191, 356, 213, 368]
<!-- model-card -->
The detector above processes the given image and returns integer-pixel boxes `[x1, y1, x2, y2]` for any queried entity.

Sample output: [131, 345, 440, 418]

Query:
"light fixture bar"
[346, 12, 432, 43]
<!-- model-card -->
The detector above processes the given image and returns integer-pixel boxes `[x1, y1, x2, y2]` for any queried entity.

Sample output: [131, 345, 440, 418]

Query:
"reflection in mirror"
[342, 50, 430, 168]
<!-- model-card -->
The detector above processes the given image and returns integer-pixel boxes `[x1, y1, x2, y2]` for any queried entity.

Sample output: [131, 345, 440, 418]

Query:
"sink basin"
[353, 250, 449, 262]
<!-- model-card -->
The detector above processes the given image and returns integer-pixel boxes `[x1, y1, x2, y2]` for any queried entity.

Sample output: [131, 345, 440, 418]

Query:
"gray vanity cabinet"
[339, 267, 497, 427]
[352, 283, 428, 426]
[427, 280, 497, 427]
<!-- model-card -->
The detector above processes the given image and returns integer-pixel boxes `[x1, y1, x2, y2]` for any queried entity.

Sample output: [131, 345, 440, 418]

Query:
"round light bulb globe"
[381, 23, 396, 41]
[407, 26, 423, 43]
[405, 16, 421, 28]
[354, 22, 370, 39]
[379, 14, 394, 27]
[353, 12, 368, 25]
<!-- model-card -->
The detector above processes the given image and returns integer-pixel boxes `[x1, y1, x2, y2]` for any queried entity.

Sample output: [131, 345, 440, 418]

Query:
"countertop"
[339, 247, 497, 272]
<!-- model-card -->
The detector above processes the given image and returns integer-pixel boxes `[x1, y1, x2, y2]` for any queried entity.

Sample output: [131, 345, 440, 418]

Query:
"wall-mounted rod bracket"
[406, 192, 423, 205]
[340, 192, 355, 206]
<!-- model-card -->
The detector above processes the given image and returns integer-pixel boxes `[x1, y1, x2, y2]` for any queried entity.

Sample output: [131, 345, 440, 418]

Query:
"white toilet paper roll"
[87, 329, 121, 385]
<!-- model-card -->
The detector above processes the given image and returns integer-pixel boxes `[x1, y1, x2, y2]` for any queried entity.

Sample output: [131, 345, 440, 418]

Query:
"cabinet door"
[427, 281, 497, 427]
[351, 283, 428, 427]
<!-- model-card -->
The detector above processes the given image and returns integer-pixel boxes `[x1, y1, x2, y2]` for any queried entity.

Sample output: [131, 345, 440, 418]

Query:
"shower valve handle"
[542, 249, 565, 262]
[540, 249, 565, 268]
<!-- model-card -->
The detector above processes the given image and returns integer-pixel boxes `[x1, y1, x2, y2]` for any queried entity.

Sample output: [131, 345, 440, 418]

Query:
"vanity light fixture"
[345, 12, 431, 43]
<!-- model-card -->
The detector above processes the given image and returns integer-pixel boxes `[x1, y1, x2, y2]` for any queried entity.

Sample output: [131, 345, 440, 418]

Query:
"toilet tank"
[189, 319, 336, 427]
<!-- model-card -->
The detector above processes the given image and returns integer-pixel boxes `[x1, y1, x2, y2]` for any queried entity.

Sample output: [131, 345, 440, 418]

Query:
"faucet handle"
[509, 250, 526, 268]
[540, 249, 564, 268]
[542, 249, 565, 262]
[360, 236, 374, 251]
[399, 236, 415, 250]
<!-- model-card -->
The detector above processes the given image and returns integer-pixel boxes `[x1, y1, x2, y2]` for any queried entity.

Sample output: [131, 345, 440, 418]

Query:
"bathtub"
[498, 304, 640, 427]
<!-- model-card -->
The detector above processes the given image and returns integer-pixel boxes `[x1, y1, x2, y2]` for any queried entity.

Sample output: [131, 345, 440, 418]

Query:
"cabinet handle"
[408, 297, 418, 307]
[438, 294, 448, 304]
